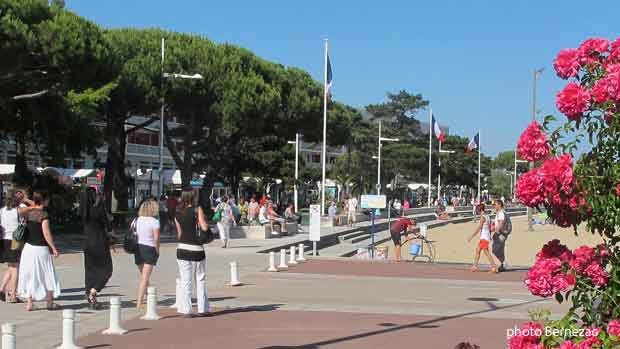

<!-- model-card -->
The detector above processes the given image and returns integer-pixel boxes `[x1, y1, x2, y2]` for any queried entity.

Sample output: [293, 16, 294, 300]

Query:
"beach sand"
[380, 216, 604, 267]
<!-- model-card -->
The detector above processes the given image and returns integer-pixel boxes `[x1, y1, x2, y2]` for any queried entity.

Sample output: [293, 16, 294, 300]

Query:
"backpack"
[501, 213, 512, 236]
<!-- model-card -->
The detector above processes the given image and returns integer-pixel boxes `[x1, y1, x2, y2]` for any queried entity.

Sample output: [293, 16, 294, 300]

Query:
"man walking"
[492, 199, 509, 272]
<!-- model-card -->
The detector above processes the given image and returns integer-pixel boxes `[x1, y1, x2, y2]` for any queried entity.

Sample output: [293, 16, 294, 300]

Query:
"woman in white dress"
[17, 191, 61, 311]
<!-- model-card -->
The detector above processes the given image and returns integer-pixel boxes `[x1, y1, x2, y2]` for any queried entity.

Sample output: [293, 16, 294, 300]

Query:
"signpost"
[360, 195, 386, 259]
[309, 204, 321, 256]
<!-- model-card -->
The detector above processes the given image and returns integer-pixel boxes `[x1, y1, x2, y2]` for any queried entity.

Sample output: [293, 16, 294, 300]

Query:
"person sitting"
[435, 203, 450, 220]
[446, 203, 455, 213]
[284, 202, 299, 223]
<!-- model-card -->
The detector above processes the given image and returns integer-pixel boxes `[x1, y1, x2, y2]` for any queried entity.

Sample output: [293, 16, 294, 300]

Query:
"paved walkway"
[0, 215, 574, 348]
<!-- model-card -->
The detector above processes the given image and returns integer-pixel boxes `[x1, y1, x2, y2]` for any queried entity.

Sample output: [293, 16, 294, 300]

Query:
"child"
[467, 203, 498, 273]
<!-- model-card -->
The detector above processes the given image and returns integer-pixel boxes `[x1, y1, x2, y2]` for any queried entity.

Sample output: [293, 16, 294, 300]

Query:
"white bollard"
[170, 278, 181, 309]
[141, 287, 162, 320]
[102, 297, 128, 335]
[230, 261, 242, 286]
[297, 243, 307, 262]
[278, 249, 288, 269]
[57, 309, 83, 349]
[268, 252, 278, 272]
[289, 245, 298, 265]
[2, 323, 16, 349]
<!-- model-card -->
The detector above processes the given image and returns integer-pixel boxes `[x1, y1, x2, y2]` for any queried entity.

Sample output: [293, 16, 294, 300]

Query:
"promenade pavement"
[0, 214, 584, 348]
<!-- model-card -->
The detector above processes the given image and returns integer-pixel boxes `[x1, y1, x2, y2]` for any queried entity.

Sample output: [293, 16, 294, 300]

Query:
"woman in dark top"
[17, 191, 61, 311]
[80, 187, 114, 310]
[174, 189, 209, 318]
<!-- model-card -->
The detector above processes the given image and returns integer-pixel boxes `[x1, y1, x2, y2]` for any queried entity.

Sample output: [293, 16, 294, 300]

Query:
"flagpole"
[477, 129, 481, 204]
[427, 107, 432, 207]
[437, 141, 441, 203]
[321, 38, 328, 215]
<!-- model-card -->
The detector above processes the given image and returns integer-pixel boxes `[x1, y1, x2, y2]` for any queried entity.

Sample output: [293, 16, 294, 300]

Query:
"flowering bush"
[511, 36, 620, 348]
[518, 121, 551, 162]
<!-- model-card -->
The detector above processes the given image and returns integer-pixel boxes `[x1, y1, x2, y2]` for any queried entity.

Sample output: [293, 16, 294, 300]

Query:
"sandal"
[470, 266, 479, 272]
[490, 266, 499, 273]
[47, 303, 62, 311]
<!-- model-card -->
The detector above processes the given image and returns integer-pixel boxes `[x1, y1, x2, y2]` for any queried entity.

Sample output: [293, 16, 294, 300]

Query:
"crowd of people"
[0, 186, 306, 316]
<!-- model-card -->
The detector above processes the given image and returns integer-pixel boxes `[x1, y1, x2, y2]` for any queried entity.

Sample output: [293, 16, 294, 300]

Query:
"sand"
[381, 216, 604, 267]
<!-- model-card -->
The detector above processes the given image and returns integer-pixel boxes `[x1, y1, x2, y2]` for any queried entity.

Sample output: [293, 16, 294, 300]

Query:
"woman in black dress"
[80, 188, 113, 310]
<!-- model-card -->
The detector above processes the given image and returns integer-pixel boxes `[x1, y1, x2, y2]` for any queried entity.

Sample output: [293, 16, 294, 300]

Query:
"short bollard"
[278, 249, 288, 269]
[2, 323, 16, 349]
[297, 243, 307, 262]
[230, 261, 242, 286]
[102, 297, 128, 335]
[289, 245, 298, 265]
[170, 278, 181, 309]
[268, 252, 278, 272]
[57, 309, 83, 349]
[141, 287, 161, 320]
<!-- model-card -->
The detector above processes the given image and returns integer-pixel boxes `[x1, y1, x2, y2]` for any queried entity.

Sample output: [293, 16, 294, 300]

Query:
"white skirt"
[17, 243, 61, 301]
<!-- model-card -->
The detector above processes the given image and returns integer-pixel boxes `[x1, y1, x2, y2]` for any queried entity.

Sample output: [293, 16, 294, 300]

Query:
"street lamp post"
[514, 149, 528, 201]
[376, 120, 399, 195]
[158, 38, 204, 201]
[437, 143, 455, 202]
[528, 68, 544, 231]
[505, 172, 513, 198]
[288, 133, 300, 213]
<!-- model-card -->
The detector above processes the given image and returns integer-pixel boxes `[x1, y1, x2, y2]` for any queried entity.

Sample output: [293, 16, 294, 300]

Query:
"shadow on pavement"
[211, 304, 284, 317]
[256, 299, 544, 349]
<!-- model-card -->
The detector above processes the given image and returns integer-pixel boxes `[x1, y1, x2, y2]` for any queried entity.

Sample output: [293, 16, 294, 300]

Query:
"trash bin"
[301, 211, 310, 225]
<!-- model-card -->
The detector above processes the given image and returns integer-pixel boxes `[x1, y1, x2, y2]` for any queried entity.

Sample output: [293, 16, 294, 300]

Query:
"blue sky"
[67, 0, 619, 156]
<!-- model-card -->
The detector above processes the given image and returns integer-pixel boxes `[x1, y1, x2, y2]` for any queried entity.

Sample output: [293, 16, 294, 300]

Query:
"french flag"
[432, 114, 445, 142]
[466, 132, 479, 153]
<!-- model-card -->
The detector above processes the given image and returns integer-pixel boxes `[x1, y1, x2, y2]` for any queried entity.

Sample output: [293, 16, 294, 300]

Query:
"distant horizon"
[67, 0, 619, 158]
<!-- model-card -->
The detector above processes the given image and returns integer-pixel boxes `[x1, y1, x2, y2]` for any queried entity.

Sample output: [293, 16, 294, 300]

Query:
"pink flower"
[556, 83, 591, 121]
[607, 320, 620, 337]
[508, 322, 544, 349]
[538, 155, 575, 202]
[516, 169, 544, 207]
[578, 38, 610, 67]
[570, 246, 595, 273]
[560, 341, 576, 349]
[615, 183, 620, 198]
[554, 48, 581, 79]
[591, 71, 620, 104]
[584, 263, 608, 286]
[610, 38, 620, 62]
[525, 258, 569, 297]
[517, 121, 550, 162]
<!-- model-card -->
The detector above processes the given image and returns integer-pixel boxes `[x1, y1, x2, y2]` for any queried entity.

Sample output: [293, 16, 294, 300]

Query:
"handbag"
[12, 209, 27, 242]
[123, 218, 138, 254]
[212, 206, 223, 222]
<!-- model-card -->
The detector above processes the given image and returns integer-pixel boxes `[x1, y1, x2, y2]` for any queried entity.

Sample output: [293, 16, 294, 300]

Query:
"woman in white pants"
[174, 189, 209, 317]
[215, 196, 236, 248]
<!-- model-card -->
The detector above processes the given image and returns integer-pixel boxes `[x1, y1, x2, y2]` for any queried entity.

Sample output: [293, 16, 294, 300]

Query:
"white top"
[480, 214, 491, 241]
[258, 206, 268, 224]
[135, 216, 160, 247]
[348, 198, 358, 212]
[328, 205, 337, 218]
[495, 210, 505, 228]
[393, 201, 402, 210]
[0, 207, 19, 240]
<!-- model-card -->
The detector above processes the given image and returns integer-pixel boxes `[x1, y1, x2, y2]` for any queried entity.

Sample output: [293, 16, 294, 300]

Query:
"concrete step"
[350, 233, 373, 244]
[338, 230, 367, 243]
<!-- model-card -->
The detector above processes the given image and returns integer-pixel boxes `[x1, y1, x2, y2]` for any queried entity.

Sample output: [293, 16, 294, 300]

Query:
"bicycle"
[409, 236, 437, 263]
